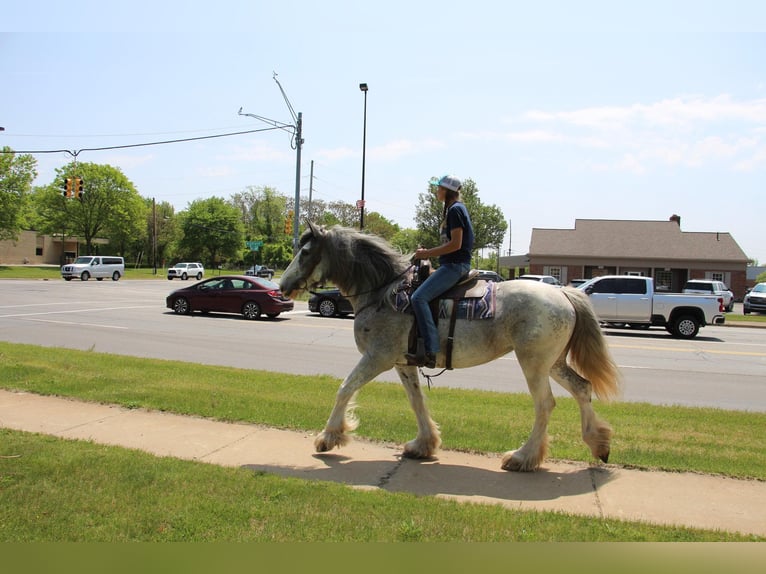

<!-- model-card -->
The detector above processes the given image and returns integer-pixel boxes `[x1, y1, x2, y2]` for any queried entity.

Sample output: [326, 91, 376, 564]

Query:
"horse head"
[279, 220, 329, 299]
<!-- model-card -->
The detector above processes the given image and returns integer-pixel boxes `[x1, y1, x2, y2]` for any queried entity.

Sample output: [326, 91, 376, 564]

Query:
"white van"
[61, 256, 125, 281]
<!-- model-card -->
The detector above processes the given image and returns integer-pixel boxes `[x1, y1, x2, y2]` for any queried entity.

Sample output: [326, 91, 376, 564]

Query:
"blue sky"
[3, 1, 766, 262]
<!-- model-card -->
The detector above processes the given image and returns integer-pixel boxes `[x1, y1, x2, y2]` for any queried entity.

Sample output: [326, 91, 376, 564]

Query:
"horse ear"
[307, 220, 322, 238]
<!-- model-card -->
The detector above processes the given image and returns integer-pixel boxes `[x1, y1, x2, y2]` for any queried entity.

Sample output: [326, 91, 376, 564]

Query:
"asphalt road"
[1, 279, 765, 412]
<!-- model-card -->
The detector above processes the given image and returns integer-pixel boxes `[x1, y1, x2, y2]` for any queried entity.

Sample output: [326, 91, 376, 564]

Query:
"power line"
[0, 126, 281, 157]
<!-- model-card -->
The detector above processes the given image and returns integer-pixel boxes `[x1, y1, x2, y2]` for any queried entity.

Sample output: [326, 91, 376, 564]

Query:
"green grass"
[0, 265, 272, 281]
[726, 312, 766, 323]
[0, 429, 758, 541]
[1, 341, 765, 480]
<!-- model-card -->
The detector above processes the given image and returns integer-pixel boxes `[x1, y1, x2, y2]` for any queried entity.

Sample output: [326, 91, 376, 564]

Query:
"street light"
[359, 83, 368, 230]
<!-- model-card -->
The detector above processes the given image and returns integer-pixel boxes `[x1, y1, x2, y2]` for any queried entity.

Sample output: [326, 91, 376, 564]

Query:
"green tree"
[29, 162, 144, 255]
[178, 197, 244, 267]
[0, 147, 38, 241]
[414, 177, 507, 256]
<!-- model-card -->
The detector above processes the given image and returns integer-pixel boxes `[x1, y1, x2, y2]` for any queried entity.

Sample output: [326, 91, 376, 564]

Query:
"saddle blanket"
[391, 282, 496, 320]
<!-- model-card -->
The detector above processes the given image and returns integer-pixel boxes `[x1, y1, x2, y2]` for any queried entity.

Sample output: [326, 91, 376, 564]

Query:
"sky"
[2, 1, 766, 263]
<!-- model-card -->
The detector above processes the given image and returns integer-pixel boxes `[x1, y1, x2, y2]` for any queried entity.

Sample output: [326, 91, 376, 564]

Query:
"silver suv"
[683, 279, 734, 312]
[167, 262, 204, 280]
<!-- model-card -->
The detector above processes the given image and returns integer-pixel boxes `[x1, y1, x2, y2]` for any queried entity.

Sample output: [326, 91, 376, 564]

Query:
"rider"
[406, 174, 475, 368]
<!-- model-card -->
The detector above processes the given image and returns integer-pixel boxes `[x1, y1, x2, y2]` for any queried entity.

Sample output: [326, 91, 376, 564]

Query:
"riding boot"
[405, 338, 436, 368]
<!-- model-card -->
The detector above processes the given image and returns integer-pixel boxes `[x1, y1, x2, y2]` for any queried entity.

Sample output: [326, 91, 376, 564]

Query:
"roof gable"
[530, 219, 748, 262]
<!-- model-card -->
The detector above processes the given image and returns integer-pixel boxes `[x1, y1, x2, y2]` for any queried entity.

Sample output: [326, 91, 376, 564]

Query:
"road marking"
[24, 318, 129, 330]
[0, 305, 157, 318]
[609, 343, 766, 357]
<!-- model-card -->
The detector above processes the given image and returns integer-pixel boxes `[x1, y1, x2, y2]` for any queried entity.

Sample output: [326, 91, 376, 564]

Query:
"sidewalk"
[1, 389, 764, 538]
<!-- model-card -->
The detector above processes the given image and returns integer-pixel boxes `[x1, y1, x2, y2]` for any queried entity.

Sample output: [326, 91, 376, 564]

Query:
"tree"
[28, 162, 144, 255]
[0, 147, 38, 241]
[414, 177, 507, 255]
[178, 197, 244, 267]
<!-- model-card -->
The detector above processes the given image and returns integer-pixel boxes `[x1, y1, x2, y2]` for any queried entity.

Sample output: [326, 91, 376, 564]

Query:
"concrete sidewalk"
[1, 389, 764, 538]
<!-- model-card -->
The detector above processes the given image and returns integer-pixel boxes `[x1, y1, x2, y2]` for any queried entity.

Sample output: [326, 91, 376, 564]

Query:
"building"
[502, 217, 749, 299]
[0, 230, 81, 265]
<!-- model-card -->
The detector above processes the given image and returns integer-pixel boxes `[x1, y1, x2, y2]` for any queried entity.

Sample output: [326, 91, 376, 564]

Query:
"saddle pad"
[439, 282, 496, 320]
[391, 281, 496, 320]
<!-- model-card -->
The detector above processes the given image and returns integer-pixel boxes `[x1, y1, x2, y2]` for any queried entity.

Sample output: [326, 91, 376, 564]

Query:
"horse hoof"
[599, 450, 610, 464]
[501, 451, 537, 472]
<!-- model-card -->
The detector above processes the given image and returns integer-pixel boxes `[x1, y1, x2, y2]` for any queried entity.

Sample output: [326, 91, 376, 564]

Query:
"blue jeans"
[410, 262, 471, 355]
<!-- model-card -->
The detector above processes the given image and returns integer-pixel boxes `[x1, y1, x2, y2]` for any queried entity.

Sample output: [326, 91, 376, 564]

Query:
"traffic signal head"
[75, 177, 84, 198]
[63, 178, 73, 197]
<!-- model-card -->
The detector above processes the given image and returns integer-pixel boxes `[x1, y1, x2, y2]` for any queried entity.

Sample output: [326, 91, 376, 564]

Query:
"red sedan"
[166, 275, 293, 320]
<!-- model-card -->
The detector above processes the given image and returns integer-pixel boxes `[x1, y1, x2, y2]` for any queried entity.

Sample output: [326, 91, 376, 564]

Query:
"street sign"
[246, 241, 264, 251]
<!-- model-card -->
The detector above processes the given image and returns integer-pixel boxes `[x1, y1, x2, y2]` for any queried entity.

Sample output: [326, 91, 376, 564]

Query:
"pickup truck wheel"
[725, 301, 734, 312]
[672, 315, 699, 339]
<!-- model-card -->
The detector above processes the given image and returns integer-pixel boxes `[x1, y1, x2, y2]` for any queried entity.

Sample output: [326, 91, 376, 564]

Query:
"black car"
[308, 288, 354, 317]
[245, 265, 275, 280]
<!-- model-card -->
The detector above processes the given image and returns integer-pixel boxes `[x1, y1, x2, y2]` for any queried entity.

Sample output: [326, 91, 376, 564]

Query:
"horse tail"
[561, 287, 622, 402]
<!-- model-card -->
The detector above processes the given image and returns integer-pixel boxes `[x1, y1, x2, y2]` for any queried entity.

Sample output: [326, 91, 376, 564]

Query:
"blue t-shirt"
[439, 202, 474, 265]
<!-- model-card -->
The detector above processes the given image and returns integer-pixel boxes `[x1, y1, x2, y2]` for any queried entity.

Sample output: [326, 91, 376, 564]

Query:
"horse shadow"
[241, 452, 617, 503]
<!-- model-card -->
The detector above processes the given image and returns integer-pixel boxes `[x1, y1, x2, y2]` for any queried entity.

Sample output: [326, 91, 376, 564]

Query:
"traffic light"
[75, 177, 84, 198]
[284, 217, 293, 235]
[63, 178, 73, 198]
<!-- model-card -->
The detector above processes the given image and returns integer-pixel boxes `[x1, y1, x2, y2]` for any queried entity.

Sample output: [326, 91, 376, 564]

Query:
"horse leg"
[551, 358, 613, 463]
[315, 356, 388, 453]
[394, 365, 442, 458]
[501, 363, 555, 472]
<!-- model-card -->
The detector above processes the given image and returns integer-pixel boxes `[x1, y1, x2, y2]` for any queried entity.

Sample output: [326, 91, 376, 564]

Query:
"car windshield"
[73, 256, 94, 264]
[753, 284, 766, 293]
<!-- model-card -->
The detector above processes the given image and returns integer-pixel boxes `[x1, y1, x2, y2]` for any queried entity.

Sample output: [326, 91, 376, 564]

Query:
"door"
[616, 278, 652, 322]
[587, 278, 619, 319]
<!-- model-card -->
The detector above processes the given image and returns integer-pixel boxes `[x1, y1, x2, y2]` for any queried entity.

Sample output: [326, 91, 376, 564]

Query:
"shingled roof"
[530, 219, 749, 263]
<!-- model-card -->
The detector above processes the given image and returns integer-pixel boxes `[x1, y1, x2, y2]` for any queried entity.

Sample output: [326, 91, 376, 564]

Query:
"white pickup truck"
[578, 275, 725, 339]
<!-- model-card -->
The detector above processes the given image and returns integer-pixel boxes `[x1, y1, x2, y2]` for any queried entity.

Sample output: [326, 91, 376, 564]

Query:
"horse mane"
[314, 225, 410, 296]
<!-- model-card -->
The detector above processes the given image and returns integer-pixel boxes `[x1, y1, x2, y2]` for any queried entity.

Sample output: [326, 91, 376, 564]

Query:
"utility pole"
[308, 159, 314, 218]
[239, 73, 303, 251]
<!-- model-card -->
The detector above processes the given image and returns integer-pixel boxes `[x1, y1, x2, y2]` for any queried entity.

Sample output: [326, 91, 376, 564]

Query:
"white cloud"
[196, 165, 232, 178]
[503, 95, 766, 173]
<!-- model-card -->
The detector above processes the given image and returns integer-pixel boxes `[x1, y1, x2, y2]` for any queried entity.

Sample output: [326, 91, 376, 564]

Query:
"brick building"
[503, 217, 749, 299]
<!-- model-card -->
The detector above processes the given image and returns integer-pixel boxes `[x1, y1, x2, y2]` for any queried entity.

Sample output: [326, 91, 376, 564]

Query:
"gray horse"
[280, 223, 621, 471]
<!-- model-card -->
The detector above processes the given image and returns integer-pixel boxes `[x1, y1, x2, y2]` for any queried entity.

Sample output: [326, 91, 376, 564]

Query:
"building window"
[655, 270, 672, 291]
[35, 247, 43, 256]
[710, 272, 724, 282]
[546, 267, 562, 283]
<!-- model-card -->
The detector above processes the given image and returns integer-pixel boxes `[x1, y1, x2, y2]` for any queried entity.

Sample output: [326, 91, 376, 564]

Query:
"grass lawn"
[1, 428, 758, 542]
[1, 341, 764, 481]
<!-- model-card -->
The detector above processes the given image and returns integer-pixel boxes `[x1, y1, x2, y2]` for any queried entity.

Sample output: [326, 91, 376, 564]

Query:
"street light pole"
[359, 83, 368, 230]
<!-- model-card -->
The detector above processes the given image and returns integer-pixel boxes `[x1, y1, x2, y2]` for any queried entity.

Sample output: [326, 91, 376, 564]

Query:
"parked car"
[568, 278, 588, 288]
[743, 282, 766, 314]
[245, 264, 275, 280]
[167, 262, 204, 280]
[518, 274, 562, 286]
[475, 270, 505, 282]
[61, 256, 124, 281]
[166, 275, 293, 320]
[682, 280, 734, 312]
[579, 275, 725, 338]
[308, 288, 354, 317]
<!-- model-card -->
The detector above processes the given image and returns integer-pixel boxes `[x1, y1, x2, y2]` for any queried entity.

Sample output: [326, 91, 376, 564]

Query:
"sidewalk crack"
[589, 466, 605, 519]
[377, 456, 405, 488]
